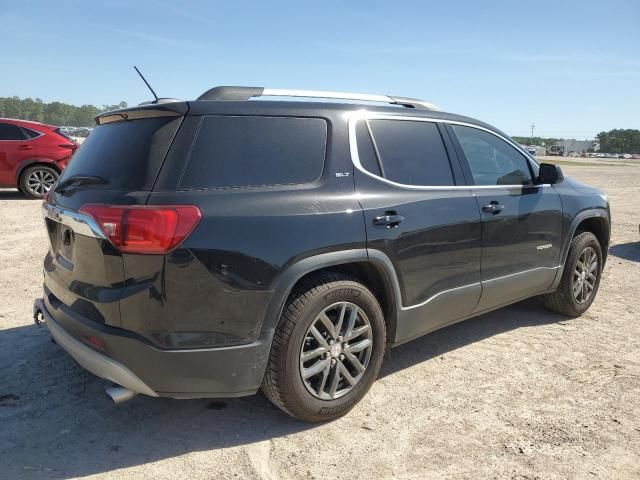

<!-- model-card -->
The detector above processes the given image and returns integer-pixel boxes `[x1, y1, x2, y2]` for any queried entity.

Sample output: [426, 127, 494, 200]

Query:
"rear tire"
[19, 165, 59, 199]
[543, 232, 603, 317]
[262, 272, 386, 422]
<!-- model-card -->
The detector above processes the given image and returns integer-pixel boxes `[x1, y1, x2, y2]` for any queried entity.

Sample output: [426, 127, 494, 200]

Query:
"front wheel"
[543, 231, 603, 317]
[262, 272, 386, 422]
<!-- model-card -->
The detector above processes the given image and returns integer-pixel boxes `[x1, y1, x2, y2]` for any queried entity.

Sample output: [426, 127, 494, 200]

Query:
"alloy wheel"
[299, 301, 373, 400]
[572, 246, 598, 304]
[27, 169, 56, 196]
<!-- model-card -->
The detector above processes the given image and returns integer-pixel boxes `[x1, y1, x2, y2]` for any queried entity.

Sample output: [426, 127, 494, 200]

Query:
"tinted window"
[367, 120, 454, 186]
[22, 127, 42, 139]
[59, 116, 181, 191]
[452, 125, 533, 186]
[0, 123, 26, 140]
[355, 120, 381, 176]
[180, 116, 326, 189]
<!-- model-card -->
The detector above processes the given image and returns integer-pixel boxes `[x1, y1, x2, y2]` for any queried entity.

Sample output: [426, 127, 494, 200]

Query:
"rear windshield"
[59, 116, 181, 191]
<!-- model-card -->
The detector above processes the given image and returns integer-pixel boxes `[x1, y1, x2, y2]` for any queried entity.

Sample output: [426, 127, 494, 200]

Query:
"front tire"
[19, 165, 59, 199]
[262, 272, 386, 422]
[543, 231, 603, 317]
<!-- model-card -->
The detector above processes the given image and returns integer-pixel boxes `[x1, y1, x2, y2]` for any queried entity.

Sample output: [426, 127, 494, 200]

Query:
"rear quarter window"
[179, 116, 327, 189]
[22, 127, 43, 139]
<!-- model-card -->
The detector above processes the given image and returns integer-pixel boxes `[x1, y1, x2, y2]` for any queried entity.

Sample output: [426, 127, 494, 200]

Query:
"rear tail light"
[79, 204, 202, 254]
[59, 143, 78, 150]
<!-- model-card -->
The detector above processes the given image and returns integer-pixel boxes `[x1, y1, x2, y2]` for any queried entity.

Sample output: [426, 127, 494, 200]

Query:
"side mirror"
[538, 163, 564, 184]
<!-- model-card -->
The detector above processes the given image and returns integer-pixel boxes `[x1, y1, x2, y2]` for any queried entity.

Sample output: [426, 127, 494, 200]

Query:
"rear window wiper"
[54, 175, 109, 194]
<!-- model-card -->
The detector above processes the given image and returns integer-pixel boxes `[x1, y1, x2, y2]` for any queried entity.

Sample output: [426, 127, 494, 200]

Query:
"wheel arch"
[15, 159, 61, 186]
[552, 208, 610, 289]
[261, 249, 401, 344]
[574, 216, 610, 263]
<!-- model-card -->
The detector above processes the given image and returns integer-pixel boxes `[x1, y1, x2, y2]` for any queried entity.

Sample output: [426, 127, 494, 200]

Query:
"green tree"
[0, 96, 128, 126]
[101, 101, 128, 112]
[597, 129, 640, 153]
[512, 136, 559, 147]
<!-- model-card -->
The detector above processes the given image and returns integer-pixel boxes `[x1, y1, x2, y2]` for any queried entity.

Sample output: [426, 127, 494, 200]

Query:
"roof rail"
[196, 86, 440, 111]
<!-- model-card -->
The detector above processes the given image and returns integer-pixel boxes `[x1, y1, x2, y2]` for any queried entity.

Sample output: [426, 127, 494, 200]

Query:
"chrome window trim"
[347, 111, 548, 190]
[42, 203, 106, 240]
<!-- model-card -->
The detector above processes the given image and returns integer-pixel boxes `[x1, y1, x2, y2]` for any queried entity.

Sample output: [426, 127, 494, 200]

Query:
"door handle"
[482, 202, 505, 214]
[373, 212, 405, 228]
[18, 145, 33, 150]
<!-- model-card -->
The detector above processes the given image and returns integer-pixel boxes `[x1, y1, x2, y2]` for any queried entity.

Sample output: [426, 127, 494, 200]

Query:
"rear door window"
[0, 123, 27, 140]
[451, 125, 534, 186]
[59, 116, 182, 191]
[364, 119, 454, 186]
[179, 116, 327, 189]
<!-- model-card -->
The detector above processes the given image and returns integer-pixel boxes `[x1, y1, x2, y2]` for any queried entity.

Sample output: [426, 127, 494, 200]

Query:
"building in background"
[554, 139, 596, 154]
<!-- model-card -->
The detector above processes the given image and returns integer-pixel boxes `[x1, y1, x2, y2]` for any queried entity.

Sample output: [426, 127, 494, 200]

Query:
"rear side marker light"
[79, 204, 202, 254]
[83, 335, 105, 351]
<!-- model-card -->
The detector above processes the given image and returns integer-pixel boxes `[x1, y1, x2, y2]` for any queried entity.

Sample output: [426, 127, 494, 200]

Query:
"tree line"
[3, 96, 639, 153]
[512, 136, 560, 148]
[596, 129, 640, 154]
[0, 96, 128, 127]
[514, 130, 640, 154]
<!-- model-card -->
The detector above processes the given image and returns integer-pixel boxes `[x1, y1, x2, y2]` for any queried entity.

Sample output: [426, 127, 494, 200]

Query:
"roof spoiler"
[94, 101, 188, 125]
[196, 86, 440, 111]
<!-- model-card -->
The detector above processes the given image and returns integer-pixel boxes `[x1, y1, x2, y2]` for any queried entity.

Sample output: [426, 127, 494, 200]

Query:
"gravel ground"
[1, 164, 639, 480]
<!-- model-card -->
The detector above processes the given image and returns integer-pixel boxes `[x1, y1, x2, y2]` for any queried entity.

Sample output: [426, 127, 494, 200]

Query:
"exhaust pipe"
[33, 298, 45, 325]
[106, 386, 137, 404]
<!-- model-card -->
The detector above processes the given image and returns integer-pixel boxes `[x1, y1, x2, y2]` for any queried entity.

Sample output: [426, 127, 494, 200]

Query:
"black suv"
[34, 87, 610, 422]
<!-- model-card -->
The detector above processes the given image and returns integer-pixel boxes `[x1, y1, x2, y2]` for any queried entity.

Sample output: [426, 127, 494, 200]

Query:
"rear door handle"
[18, 145, 33, 150]
[373, 212, 405, 228]
[482, 202, 505, 214]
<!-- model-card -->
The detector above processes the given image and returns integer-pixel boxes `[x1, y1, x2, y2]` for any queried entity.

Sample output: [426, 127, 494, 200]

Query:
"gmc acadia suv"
[34, 87, 610, 422]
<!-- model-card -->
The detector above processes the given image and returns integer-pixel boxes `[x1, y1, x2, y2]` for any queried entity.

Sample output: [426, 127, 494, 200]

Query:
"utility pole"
[531, 125, 535, 144]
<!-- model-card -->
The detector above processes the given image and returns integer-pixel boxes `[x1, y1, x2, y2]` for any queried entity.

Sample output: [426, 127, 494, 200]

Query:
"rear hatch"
[42, 102, 187, 328]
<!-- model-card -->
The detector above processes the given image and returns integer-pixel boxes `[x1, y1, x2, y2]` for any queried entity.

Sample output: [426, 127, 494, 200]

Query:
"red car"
[0, 118, 77, 198]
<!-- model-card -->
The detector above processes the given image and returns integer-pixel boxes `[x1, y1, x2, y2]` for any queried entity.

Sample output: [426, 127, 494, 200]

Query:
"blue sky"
[1, 0, 638, 138]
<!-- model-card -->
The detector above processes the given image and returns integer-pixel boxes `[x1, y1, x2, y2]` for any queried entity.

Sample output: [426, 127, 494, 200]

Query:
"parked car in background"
[526, 145, 537, 156]
[68, 127, 93, 145]
[0, 118, 77, 198]
[35, 87, 610, 422]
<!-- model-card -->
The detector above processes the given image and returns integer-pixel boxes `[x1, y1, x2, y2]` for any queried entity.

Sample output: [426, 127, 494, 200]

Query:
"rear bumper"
[35, 298, 272, 399]
[38, 299, 158, 397]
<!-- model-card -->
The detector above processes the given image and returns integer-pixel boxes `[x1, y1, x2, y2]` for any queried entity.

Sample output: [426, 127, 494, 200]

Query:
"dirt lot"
[1, 164, 639, 480]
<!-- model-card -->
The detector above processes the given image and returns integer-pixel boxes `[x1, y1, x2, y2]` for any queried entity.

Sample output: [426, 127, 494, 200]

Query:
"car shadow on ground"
[380, 298, 566, 378]
[609, 242, 640, 262]
[0, 298, 566, 478]
[0, 189, 31, 200]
